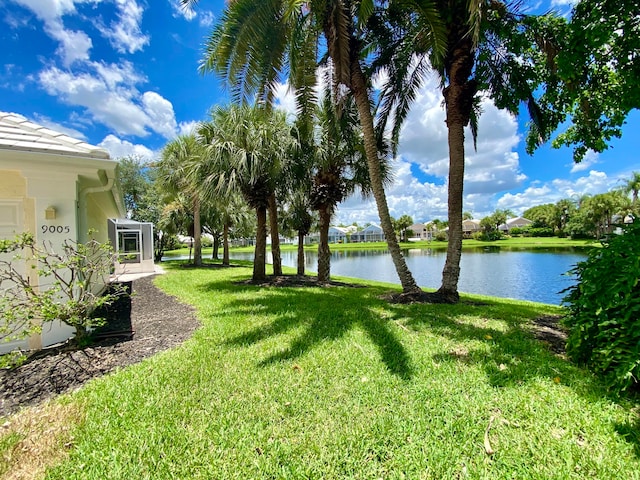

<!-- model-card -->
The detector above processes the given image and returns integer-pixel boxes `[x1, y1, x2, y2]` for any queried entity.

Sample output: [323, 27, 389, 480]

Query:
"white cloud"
[569, 150, 599, 173]
[178, 120, 199, 136]
[199, 10, 215, 27]
[99, 134, 155, 161]
[98, 0, 149, 54]
[10, 0, 94, 65]
[52, 26, 93, 66]
[495, 170, 618, 215]
[273, 82, 299, 120]
[141, 91, 178, 138]
[38, 62, 179, 138]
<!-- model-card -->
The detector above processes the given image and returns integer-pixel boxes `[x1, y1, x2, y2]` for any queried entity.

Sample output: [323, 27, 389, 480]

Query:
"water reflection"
[227, 247, 587, 305]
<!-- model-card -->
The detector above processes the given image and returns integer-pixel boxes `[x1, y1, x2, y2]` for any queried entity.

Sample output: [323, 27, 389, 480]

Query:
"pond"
[226, 247, 589, 305]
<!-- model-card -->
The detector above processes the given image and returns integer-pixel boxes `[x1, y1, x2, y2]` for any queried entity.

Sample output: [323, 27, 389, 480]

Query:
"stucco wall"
[0, 156, 122, 354]
[0, 169, 39, 352]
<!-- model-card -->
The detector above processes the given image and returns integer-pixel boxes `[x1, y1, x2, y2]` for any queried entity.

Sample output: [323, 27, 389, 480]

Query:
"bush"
[434, 232, 447, 242]
[472, 231, 502, 241]
[509, 227, 527, 236]
[527, 227, 555, 237]
[562, 221, 640, 392]
[0, 232, 128, 347]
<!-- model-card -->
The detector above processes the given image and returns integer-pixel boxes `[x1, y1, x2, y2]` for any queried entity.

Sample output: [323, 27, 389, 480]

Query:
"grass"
[4, 263, 640, 479]
[165, 236, 594, 257]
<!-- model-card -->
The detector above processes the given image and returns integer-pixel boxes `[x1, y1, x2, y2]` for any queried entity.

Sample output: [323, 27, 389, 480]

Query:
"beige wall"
[0, 169, 39, 351]
[0, 153, 123, 353]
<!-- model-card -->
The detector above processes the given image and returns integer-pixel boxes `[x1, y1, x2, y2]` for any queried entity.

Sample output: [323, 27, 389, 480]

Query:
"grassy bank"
[165, 236, 595, 257]
[6, 263, 637, 478]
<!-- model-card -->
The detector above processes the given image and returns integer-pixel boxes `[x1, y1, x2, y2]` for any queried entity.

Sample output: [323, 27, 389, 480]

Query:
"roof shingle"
[0, 112, 110, 160]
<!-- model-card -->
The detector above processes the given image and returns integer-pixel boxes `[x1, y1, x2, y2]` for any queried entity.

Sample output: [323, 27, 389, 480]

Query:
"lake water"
[225, 247, 588, 305]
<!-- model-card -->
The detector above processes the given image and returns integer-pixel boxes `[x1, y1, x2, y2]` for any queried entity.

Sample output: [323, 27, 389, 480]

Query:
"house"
[462, 219, 482, 237]
[0, 112, 151, 353]
[408, 223, 426, 240]
[351, 223, 385, 242]
[328, 226, 349, 243]
[499, 216, 533, 233]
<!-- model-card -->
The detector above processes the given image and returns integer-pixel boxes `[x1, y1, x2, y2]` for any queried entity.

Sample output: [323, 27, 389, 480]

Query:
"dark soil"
[0, 275, 199, 418]
[530, 315, 567, 355]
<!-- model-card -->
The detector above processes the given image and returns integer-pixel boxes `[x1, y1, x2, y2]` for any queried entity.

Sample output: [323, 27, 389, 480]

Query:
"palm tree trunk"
[212, 234, 220, 260]
[436, 38, 476, 303]
[437, 118, 465, 303]
[193, 195, 202, 266]
[253, 206, 267, 281]
[223, 223, 230, 266]
[350, 61, 421, 294]
[268, 193, 282, 276]
[317, 204, 331, 283]
[297, 231, 305, 276]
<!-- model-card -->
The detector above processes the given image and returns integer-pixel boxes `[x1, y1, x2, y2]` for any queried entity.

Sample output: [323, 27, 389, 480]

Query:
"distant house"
[328, 226, 349, 243]
[0, 112, 152, 353]
[462, 219, 482, 237]
[408, 222, 436, 241]
[351, 223, 385, 242]
[499, 217, 533, 233]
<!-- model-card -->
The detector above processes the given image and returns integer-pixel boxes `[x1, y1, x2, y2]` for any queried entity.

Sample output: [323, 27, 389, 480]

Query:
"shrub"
[473, 231, 502, 241]
[527, 227, 555, 237]
[509, 227, 526, 236]
[0, 232, 128, 347]
[434, 232, 447, 242]
[562, 221, 640, 392]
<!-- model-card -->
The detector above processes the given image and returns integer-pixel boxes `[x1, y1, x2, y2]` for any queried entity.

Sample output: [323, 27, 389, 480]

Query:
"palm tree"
[310, 89, 374, 283]
[157, 134, 206, 266]
[376, 1, 548, 302]
[281, 190, 314, 276]
[182, 0, 425, 295]
[623, 171, 640, 209]
[197, 105, 296, 281]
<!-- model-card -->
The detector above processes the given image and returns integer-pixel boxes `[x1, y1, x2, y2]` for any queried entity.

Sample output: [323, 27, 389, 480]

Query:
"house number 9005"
[42, 225, 71, 234]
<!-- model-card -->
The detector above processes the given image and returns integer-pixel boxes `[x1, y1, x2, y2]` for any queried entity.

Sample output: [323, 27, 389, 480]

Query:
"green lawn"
[8, 263, 640, 479]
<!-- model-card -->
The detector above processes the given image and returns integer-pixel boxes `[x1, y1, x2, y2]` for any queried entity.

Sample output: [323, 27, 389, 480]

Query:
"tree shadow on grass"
[383, 297, 640, 412]
[614, 416, 640, 459]
[198, 278, 413, 380]
[195, 272, 639, 451]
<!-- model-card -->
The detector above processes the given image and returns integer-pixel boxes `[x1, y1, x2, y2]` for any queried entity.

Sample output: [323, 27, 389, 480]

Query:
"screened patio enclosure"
[108, 218, 155, 274]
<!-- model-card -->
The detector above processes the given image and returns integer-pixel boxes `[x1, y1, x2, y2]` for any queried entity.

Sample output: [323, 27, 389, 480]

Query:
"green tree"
[157, 134, 207, 267]
[183, 0, 424, 295]
[376, 1, 547, 302]
[393, 215, 414, 242]
[309, 91, 373, 283]
[526, 0, 640, 161]
[281, 191, 314, 276]
[523, 204, 556, 229]
[117, 156, 152, 219]
[623, 171, 640, 209]
[198, 105, 296, 281]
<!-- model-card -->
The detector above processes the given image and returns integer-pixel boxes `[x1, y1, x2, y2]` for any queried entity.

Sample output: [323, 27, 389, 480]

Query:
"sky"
[2, 0, 639, 225]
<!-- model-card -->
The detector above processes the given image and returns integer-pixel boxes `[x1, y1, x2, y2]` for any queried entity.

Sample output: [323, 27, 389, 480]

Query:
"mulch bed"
[0, 275, 199, 418]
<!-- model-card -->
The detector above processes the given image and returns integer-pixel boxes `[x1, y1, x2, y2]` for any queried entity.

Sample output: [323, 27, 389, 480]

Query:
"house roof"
[0, 112, 109, 160]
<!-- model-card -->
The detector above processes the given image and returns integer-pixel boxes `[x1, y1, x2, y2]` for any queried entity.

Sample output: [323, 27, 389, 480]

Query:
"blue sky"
[2, 0, 639, 224]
